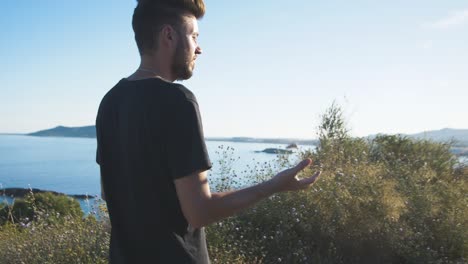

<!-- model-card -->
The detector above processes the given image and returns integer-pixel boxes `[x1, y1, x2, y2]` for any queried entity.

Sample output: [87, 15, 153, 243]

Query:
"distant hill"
[28, 125, 96, 138]
[368, 128, 468, 146]
[407, 128, 468, 146]
[27, 125, 317, 145]
[26, 126, 468, 148]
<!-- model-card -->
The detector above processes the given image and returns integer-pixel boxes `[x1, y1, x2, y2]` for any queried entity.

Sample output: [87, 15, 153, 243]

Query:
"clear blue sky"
[1, 0, 467, 138]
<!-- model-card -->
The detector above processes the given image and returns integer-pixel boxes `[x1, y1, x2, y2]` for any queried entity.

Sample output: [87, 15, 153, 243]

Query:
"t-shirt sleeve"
[96, 147, 101, 165]
[95, 110, 102, 165]
[166, 98, 212, 179]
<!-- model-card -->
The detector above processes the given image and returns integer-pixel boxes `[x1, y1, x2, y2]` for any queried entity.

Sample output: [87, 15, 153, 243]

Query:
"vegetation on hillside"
[0, 193, 109, 263]
[1, 104, 467, 263]
[207, 103, 467, 263]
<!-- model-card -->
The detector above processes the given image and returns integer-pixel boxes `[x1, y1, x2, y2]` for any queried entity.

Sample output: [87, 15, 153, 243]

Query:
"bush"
[206, 103, 468, 263]
[0, 193, 109, 264]
[1, 103, 466, 263]
[0, 215, 109, 264]
[0, 192, 83, 226]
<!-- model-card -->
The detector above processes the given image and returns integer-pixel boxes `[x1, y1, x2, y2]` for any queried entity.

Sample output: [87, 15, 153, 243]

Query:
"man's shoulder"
[169, 82, 198, 104]
[99, 78, 198, 105]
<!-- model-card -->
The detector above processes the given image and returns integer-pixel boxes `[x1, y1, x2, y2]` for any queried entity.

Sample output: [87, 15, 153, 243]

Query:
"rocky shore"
[0, 188, 94, 199]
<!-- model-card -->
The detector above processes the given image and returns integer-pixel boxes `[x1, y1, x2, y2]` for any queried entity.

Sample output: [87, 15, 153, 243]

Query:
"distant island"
[26, 126, 318, 146]
[255, 148, 294, 154]
[405, 128, 468, 147]
[29, 125, 96, 138]
[20, 126, 468, 153]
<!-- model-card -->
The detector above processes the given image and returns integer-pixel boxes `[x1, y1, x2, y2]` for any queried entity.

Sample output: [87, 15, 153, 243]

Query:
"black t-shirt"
[95, 78, 212, 264]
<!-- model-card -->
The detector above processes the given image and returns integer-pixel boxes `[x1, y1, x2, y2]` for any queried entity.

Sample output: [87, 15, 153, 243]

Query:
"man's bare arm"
[174, 159, 320, 228]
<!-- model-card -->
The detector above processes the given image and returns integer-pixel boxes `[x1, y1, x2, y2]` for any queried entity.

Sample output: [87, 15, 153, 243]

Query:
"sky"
[1, 0, 467, 139]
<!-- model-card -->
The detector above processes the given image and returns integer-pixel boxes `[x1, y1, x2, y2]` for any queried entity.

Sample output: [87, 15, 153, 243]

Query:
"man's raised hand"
[270, 158, 321, 193]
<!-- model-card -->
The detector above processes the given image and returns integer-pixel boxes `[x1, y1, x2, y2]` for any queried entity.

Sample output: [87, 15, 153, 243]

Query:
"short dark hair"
[132, 0, 205, 55]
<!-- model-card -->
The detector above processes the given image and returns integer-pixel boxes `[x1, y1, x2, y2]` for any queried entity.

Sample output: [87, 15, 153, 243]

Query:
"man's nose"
[195, 45, 202, 55]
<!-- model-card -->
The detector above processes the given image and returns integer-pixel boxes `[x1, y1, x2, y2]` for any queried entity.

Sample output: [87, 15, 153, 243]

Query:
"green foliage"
[207, 103, 468, 263]
[1, 103, 466, 263]
[0, 192, 83, 225]
[0, 193, 109, 264]
[0, 215, 110, 264]
[370, 134, 457, 178]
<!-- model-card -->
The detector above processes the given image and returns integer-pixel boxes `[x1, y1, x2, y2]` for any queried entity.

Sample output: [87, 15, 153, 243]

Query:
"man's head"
[132, 0, 205, 80]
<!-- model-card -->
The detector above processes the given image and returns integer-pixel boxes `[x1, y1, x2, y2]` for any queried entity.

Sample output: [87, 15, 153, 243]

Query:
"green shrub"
[0, 214, 110, 264]
[1, 103, 466, 263]
[207, 103, 467, 263]
[0, 192, 109, 264]
[0, 192, 83, 225]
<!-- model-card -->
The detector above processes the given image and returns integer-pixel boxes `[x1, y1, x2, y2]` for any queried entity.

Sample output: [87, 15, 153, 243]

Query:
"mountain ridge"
[28, 125, 96, 138]
[24, 125, 468, 147]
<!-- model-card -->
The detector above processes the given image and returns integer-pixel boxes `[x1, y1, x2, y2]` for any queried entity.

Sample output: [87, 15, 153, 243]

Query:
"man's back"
[96, 78, 211, 263]
[96, 1, 320, 262]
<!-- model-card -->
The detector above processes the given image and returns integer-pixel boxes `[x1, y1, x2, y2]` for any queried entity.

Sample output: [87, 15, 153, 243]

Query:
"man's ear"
[160, 25, 177, 46]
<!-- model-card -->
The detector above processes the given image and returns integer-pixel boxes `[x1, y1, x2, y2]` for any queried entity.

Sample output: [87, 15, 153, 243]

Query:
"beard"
[171, 41, 194, 81]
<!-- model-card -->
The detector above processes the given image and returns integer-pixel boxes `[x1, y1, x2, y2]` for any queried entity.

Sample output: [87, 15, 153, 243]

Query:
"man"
[95, 0, 320, 263]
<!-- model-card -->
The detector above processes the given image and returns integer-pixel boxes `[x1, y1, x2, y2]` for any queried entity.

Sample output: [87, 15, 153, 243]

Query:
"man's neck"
[130, 54, 174, 82]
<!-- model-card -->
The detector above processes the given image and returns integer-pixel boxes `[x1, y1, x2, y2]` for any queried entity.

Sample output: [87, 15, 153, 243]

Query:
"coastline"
[0, 188, 95, 200]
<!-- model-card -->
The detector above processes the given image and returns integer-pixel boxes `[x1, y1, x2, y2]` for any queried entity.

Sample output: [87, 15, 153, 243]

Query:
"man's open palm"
[271, 158, 321, 192]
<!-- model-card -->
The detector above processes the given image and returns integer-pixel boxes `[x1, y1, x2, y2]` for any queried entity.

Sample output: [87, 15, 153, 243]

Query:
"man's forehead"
[181, 15, 199, 33]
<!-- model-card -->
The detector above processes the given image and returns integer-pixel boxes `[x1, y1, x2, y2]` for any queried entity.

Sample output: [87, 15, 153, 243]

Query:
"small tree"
[317, 101, 349, 144]
[314, 102, 369, 170]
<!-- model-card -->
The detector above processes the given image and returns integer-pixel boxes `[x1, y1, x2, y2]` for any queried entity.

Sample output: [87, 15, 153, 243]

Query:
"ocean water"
[0, 135, 308, 196]
[1, 135, 465, 214]
[459, 156, 468, 164]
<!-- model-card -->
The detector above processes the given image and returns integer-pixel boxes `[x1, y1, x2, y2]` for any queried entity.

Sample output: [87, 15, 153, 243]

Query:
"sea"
[1, 135, 466, 214]
[0, 135, 310, 212]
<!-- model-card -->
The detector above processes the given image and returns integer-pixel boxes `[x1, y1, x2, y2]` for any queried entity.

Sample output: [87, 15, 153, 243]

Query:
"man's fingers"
[298, 171, 321, 185]
[291, 158, 312, 174]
